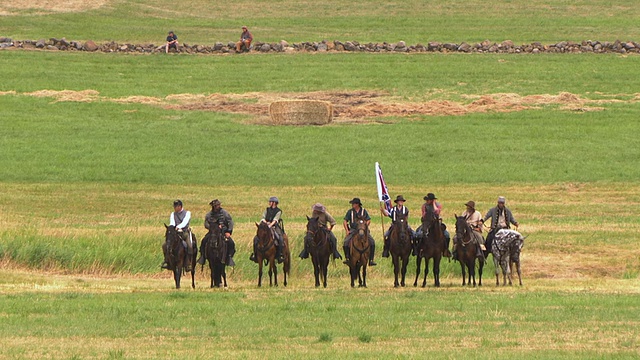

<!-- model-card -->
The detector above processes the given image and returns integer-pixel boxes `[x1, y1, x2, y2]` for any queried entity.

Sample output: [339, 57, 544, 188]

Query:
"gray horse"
[491, 229, 525, 286]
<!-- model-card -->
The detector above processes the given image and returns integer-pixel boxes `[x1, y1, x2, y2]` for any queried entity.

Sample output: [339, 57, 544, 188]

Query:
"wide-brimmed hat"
[312, 203, 326, 212]
[465, 201, 476, 209]
[394, 195, 406, 203]
[269, 196, 279, 203]
[423, 193, 437, 201]
[209, 199, 221, 207]
[349, 197, 362, 205]
[497, 196, 506, 203]
[173, 199, 183, 207]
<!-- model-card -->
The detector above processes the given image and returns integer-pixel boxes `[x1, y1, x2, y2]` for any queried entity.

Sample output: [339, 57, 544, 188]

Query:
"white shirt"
[169, 210, 191, 229]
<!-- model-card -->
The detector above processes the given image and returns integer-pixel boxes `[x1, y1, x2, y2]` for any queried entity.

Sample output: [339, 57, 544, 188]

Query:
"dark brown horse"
[454, 215, 484, 286]
[305, 216, 332, 288]
[204, 222, 227, 288]
[255, 222, 291, 287]
[390, 212, 412, 287]
[347, 216, 370, 288]
[163, 224, 196, 289]
[413, 208, 445, 287]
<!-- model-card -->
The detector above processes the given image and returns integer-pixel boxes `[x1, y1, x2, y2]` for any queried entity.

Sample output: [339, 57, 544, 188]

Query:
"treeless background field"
[1, 0, 640, 359]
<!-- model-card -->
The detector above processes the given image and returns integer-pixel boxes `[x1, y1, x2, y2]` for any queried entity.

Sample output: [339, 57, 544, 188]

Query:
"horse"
[491, 229, 526, 286]
[305, 216, 332, 288]
[454, 215, 484, 286]
[255, 222, 291, 287]
[347, 216, 370, 288]
[389, 212, 412, 287]
[163, 224, 196, 289]
[413, 208, 445, 287]
[204, 222, 228, 288]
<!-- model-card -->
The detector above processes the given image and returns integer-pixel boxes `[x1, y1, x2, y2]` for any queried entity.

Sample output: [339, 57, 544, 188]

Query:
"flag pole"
[379, 202, 386, 239]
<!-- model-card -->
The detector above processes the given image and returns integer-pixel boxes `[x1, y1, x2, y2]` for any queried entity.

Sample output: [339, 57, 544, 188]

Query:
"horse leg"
[469, 259, 476, 287]
[362, 263, 367, 288]
[350, 263, 356, 288]
[322, 260, 328, 288]
[221, 265, 227, 288]
[313, 258, 320, 287]
[273, 260, 278, 287]
[258, 258, 263, 287]
[413, 256, 422, 287]
[393, 256, 400, 288]
[434, 256, 441, 287]
[506, 255, 513, 286]
[493, 256, 500, 286]
[422, 257, 429, 288]
[515, 260, 523, 286]
[174, 268, 181, 289]
[191, 267, 196, 289]
[400, 256, 408, 287]
[460, 260, 466, 286]
[478, 258, 484, 287]
[268, 260, 273, 287]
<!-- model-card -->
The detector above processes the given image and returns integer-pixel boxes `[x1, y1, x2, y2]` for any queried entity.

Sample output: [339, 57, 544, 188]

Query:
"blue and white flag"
[375, 162, 392, 213]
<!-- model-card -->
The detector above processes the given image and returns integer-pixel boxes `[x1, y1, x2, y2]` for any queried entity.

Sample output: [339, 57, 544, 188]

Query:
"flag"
[375, 162, 392, 213]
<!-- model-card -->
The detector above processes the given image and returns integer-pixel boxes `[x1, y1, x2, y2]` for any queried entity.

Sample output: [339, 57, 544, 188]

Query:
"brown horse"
[348, 216, 370, 288]
[305, 216, 332, 288]
[163, 224, 196, 289]
[390, 212, 412, 287]
[204, 222, 227, 288]
[255, 222, 291, 287]
[454, 215, 484, 286]
[413, 208, 445, 287]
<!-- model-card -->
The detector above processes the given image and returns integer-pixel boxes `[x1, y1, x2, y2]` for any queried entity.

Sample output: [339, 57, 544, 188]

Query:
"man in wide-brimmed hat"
[162, 199, 196, 271]
[380, 195, 415, 257]
[236, 26, 253, 52]
[342, 197, 377, 266]
[414, 193, 450, 257]
[250, 196, 286, 264]
[453, 200, 485, 260]
[483, 196, 519, 250]
[197, 199, 236, 266]
[299, 203, 342, 260]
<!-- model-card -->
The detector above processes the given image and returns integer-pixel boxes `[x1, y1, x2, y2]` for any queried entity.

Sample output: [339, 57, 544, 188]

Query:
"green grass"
[1, 0, 640, 43]
[0, 287, 638, 358]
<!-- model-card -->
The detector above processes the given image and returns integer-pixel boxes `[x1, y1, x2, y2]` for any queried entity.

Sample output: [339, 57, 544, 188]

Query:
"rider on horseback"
[342, 197, 377, 266]
[483, 196, 519, 248]
[381, 195, 415, 257]
[452, 200, 485, 260]
[413, 193, 443, 256]
[299, 203, 343, 260]
[250, 196, 286, 264]
[196, 199, 236, 267]
[162, 199, 195, 271]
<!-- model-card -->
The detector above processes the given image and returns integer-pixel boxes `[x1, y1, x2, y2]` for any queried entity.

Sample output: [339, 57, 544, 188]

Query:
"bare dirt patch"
[8, 89, 624, 123]
[0, 0, 109, 15]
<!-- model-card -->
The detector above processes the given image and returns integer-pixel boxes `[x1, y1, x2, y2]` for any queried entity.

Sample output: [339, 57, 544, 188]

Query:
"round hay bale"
[269, 100, 333, 125]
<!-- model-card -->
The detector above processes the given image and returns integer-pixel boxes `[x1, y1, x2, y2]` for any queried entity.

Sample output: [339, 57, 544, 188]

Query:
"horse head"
[165, 224, 178, 243]
[356, 216, 368, 238]
[454, 214, 469, 241]
[256, 221, 273, 244]
[395, 212, 409, 241]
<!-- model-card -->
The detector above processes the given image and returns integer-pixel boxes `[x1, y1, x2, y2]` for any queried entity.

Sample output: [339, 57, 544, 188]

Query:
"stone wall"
[1, 37, 638, 54]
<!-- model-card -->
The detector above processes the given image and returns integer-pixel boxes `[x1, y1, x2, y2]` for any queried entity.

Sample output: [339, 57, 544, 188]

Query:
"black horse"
[203, 222, 228, 288]
[389, 212, 412, 288]
[305, 216, 332, 288]
[414, 208, 445, 287]
[163, 224, 196, 289]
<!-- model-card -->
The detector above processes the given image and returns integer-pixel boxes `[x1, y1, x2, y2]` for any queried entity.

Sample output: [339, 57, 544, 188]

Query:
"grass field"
[1, 0, 640, 359]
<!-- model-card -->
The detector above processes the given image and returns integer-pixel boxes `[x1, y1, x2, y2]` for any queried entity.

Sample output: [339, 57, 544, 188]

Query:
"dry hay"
[3, 89, 624, 122]
[0, 0, 109, 15]
[268, 100, 332, 125]
[24, 89, 99, 102]
[0, 90, 17, 95]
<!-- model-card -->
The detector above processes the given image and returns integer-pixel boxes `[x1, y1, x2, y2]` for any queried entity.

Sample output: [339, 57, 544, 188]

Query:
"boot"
[343, 246, 350, 265]
[369, 243, 377, 266]
[184, 250, 193, 272]
[249, 253, 257, 263]
[227, 255, 236, 267]
[330, 235, 342, 260]
[299, 248, 309, 259]
[382, 237, 390, 257]
[443, 248, 452, 258]
[476, 246, 484, 260]
[276, 243, 284, 264]
[160, 260, 169, 269]
[197, 247, 206, 265]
